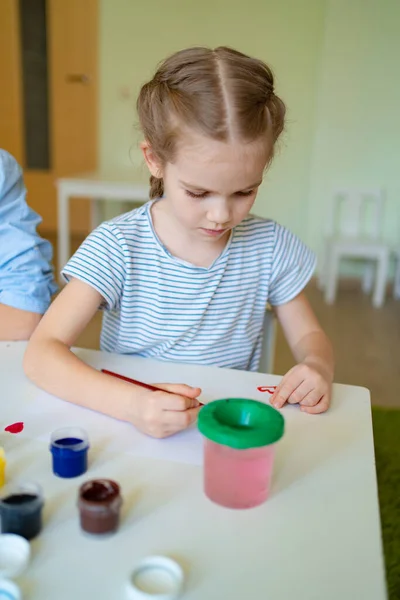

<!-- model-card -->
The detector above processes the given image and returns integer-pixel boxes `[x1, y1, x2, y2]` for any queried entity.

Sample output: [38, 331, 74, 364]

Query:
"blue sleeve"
[268, 223, 316, 306]
[0, 150, 58, 314]
[62, 222, 126, 310]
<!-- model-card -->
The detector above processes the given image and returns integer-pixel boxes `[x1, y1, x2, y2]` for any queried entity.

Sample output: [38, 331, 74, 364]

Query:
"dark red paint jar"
[78, 479, 122, 535]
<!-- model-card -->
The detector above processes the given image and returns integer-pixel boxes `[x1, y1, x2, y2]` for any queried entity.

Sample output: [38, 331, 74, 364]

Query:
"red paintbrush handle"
[101, 368, 204, 405]
[101, 369, 159, 391]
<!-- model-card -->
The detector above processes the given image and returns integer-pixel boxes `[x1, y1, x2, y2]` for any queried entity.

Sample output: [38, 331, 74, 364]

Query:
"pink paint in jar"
[198, 398, 284, 509]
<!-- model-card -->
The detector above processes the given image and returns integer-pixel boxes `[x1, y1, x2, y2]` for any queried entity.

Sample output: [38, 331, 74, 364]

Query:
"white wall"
[99, 0, 400, 274]
[99, 0, 326, 236]
[308, 0, 400, 273]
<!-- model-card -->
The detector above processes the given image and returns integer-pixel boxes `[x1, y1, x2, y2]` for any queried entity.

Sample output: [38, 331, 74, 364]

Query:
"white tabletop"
[0, 342, 387, 600]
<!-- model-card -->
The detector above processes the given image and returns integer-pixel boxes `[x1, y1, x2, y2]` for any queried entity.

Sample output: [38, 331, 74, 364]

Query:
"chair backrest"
[328, 188, 385, 239]
[258, 307, 276, 374]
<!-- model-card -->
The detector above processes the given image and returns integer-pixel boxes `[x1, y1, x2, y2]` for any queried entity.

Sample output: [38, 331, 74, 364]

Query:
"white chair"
[318, 188, 390, 308]
[393, 247, 400, 300]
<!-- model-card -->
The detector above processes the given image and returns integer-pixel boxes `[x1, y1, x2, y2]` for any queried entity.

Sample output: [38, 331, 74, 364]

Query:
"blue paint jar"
[50, 427, 89, 478]
[0, 482, 44, 540]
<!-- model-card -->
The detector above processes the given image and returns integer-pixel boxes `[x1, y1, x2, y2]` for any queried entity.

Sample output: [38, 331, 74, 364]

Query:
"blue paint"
[50, 436, 89, 478]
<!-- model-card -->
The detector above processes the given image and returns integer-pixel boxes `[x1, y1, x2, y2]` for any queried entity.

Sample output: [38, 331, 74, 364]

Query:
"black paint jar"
[0, 482, 44, 540]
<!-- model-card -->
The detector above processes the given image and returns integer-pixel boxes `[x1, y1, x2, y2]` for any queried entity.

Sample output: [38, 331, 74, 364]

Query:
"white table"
[56, 170, 149, 274]
[0, 342, 387, 600]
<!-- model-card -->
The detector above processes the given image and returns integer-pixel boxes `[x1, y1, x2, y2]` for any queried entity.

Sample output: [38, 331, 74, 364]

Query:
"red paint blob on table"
[257, 386, 277, 394]
[4, 422, 24, 434]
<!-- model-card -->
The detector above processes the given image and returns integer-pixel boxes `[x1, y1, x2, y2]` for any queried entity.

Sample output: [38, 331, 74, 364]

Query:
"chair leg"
[325, 250, 339, 304]
[90, 198, 103, 231]
[394, 256, 400, 300]
[362, 263, 374, 294]
[317, 245, 327, 290]
[372, 252, 389, 308]
[57, 189, 70, 278]
[258, 309, 276, 374]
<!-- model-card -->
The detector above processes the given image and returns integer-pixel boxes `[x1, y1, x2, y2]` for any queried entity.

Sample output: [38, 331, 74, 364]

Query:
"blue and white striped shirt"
[63, 200, 316, 371]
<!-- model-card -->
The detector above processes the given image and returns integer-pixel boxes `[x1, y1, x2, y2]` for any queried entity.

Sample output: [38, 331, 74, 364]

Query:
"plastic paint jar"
[0, 533, 31, 578]
[128, 556, 184, 599]
[78, 479, 122, 535]
[0, 482, 44, 540]
[0, 449, 5, 488]
[50, 427, 89, 478]
[198, 398, 285, 509]
[0, 579, 21, 600]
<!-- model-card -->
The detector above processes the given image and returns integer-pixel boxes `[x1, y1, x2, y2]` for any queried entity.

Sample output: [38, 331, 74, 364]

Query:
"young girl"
[25, 47, 334, 438]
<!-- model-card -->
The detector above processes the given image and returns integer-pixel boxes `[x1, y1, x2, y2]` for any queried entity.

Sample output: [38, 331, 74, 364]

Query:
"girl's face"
[143, 131, 270, 242]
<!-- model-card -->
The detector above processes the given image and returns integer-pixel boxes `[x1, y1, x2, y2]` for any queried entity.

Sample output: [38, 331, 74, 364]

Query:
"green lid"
[198, 398, 285, 450]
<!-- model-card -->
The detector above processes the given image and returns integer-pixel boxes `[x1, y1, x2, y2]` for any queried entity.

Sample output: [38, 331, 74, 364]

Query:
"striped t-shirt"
[63, 200, 316, 371]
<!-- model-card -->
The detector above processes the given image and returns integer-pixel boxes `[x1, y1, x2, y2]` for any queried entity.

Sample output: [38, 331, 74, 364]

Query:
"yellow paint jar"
[0, 447, 6, 487]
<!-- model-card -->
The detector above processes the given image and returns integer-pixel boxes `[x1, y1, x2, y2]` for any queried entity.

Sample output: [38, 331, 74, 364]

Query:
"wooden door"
[0, 1, 24, 162]
[47, 0, 98, 177]
[0, 0, 98, 235]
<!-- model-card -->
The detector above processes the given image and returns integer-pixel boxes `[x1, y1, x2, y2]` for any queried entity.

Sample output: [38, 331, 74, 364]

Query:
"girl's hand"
[270, 362, 332, 414]
[131, 383, 202, 438]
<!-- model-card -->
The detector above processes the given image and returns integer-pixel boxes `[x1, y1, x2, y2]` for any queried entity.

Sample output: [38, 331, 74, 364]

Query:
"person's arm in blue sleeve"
[0, 150, 58, 340]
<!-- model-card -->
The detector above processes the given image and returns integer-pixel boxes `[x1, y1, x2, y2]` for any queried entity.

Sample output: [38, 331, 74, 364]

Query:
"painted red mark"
[5, 422, 24, 434]
[257, 386, 277, 395]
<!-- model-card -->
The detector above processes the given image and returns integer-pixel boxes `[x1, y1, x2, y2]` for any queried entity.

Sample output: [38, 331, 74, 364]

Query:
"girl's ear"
[140, 141, 163, 178]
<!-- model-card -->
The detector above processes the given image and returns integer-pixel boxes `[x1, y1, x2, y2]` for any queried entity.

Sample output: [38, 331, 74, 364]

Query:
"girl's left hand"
[270, 362, 332, 414]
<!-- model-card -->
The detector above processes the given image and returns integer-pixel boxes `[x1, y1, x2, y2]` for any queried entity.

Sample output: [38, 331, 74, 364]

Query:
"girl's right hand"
[131, 383, 202, 438]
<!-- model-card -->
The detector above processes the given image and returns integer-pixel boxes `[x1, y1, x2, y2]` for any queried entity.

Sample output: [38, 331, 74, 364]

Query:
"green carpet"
[372, 407, 400, 600]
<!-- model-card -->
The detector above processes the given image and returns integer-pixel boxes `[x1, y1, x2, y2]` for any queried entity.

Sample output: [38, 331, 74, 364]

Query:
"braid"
[149, 175, 164, 199]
